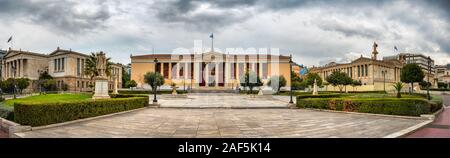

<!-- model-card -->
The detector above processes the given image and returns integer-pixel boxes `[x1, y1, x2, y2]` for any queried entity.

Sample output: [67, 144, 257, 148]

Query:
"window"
[77, 81, 80, 88]
[82, 81, 84, 88]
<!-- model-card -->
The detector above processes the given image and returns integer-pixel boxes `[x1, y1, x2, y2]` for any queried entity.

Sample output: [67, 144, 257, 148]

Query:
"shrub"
[297, 97, 439, 116]
[0, 104, 14, 120]
[14, 95, 149, 126]
[297, 93, 342, 99]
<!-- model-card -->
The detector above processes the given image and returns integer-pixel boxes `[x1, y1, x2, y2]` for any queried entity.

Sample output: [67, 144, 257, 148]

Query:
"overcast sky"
[1, 0, 449, 67]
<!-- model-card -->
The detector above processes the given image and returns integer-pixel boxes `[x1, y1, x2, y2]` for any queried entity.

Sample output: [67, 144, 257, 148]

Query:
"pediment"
[195, 51, 226, 62]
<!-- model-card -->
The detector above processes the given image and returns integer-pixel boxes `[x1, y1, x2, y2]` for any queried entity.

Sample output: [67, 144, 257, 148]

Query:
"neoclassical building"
[1, 48, 123, 92]
[310, 43, 404, 91]
[130, 51, 292, 90]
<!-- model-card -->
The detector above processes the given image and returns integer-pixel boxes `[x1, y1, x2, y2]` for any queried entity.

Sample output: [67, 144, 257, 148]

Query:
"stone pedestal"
[93, 77, 110, 99]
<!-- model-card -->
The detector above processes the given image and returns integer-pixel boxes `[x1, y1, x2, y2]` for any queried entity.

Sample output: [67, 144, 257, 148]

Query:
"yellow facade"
[130, 52, 292, 89]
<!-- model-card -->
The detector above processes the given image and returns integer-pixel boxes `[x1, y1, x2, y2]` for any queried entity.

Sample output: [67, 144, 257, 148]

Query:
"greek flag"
[7, 36, 12, 43]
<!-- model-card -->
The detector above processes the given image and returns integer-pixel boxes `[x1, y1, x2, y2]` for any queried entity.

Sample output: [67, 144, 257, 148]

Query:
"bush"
[297, 97, 440, 116]
[297, 93, 342, 99]
[14, 95, 149, 126]
[0, 104, 14, 120]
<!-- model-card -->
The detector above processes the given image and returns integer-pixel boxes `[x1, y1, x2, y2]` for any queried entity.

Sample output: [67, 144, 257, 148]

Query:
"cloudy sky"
[0, 0, 449, 67]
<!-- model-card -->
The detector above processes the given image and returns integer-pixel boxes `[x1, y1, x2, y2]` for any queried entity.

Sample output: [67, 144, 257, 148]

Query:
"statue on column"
[93, 51, 110, 99]
[96, 51, 107, 78]
[312, 78, 318, 95]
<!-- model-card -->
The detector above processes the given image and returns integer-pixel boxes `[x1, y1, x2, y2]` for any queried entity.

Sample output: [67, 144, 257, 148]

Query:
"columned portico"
[130, 51, 292, 90]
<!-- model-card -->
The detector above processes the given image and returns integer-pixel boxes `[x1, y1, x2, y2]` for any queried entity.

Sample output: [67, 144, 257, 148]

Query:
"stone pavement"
[405, 94, 450, 138]
[15, 108, 426, 138]
[157, 93, 293, 108]
[0, 130, 7, 138]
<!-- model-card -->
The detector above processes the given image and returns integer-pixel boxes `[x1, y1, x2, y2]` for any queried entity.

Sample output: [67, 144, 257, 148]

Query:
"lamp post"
[382, 70, 387, 92]
[153, 57, 158, 104]
[289, 54, 294, 104]
[427, 56, 431, 100]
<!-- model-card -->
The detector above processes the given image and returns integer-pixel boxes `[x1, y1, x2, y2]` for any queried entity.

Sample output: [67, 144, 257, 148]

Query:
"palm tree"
[393, 82, 404, 98]
[84, 52, 113, 85]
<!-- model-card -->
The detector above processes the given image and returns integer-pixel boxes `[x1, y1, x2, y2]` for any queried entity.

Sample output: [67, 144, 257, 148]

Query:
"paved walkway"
[15, 108, 425, 138]
[0, 130, 7, 138]
[406, 95, 450, 138]
[157, 93, 293, 108]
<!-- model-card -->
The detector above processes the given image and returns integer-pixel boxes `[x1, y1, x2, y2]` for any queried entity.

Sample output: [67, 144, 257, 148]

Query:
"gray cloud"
[0, 0, 111, 34]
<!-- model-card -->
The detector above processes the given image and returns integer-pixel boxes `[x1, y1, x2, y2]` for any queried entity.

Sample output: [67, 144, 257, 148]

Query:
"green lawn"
[2, 93, 93, 107]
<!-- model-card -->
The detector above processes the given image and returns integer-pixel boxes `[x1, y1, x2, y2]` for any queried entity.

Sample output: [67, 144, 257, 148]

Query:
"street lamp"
[289, 54, 294, 104]
[427, 56, 431, 100]
[153, 57, 158, 104]
[382, 70, 387, 92]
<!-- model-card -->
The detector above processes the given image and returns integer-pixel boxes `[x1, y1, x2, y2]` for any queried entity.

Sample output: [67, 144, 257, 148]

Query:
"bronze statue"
[373, 42, 378, 52]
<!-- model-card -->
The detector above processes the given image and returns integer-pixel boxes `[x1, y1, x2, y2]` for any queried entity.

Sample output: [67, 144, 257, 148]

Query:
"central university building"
[130, 51, 292, 90]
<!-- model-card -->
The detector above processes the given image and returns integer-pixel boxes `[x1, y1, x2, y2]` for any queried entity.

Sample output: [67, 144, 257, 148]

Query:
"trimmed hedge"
[297, 94, 342, 99]
[14, 94, 149, 126]
[0, 104, 14, 120]
[297, 97, 441, 116]
[118, 90, 187, 95]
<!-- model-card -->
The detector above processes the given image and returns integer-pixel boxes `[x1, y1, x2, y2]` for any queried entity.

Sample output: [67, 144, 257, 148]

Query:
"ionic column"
[215, 63, 219, 87]
[205, 63, 209, 87]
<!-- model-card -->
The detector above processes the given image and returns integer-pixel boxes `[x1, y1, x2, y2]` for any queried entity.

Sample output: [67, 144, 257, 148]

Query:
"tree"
[144, 72, 165, 91]
[419, 81, 431, 89]
[240, 71, 263, 94]
[0, 78, 15, 93]
[401, 63, 424, 94]
[351, 80, 362, 91]
[438, 82, 448, 89]
[16, 78, 30, 94]
[126, 80, 137, 88]
[42, 79, 57, 92]
[122, 64, 131, 88]
[393, 82, 404, 98]
[268, 75, 287, 94]
[304, 72, 323, 88]
[291, 71, 304, 90]
[326, 71, 353, 93]
[38, 71, 54, 93]
[84, 52, 113, 82]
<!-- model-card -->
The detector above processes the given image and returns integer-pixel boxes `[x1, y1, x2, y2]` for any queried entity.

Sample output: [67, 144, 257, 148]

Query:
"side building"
[1, 48, 122, 92]
[383, 53, 436, 87]
[310, 43, 404, 91]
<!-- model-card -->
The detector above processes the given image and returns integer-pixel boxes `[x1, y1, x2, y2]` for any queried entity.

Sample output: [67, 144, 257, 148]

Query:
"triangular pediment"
[195, 51, 226, 62]
[352, 57, 372, 63]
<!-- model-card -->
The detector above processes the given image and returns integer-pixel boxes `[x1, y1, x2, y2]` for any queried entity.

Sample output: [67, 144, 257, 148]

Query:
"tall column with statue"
[93, 51, 110, 99]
